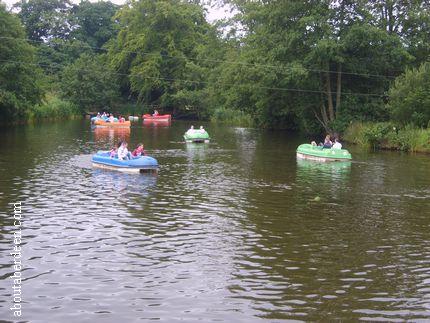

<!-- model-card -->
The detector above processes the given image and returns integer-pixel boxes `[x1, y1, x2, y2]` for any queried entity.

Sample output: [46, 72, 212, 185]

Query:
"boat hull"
[183, 131, 210, 143]
[142, 114, 172, 122]
[92, 152, 158, 173]
[94, 120, 131, 128]
[296, 144, 352, 162]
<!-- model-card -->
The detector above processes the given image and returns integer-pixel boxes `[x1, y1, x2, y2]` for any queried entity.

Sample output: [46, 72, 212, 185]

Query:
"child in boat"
[322, 135, 333, 148]
[117, 141, 132, 160]
[332, 138, 342, 149]
[110, 146, 117, 158]
[132, 143, 146, 157]
[118, 116, 125, 123]
[153, 110, 159, 116]
[108, 114, 115, 123]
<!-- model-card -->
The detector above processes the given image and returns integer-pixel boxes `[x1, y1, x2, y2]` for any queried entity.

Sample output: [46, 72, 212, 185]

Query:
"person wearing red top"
[132, 143, 146, 157]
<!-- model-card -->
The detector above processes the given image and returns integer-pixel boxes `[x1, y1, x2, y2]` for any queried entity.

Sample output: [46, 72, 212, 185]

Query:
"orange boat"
[94, 120, 131, 128]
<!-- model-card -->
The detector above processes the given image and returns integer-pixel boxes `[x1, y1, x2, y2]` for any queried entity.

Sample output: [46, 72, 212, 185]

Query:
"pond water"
[0, 120, 429, 322]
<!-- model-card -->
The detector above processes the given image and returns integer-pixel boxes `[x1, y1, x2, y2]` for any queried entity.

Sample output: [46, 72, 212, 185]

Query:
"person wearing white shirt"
[332, 138, 342, 149]
[118, 141, 132, 160]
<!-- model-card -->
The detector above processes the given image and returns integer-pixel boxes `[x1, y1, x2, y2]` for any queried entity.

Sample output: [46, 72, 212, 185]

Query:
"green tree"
[59, 53, 119, 112]
[0, 3, 43, 121]
[215, 0, 412, 132]
[388, 62, 430, 127]
[14, 0, 75, 42]
[70, 0, 119, 49]
[108, 0, 223, 117]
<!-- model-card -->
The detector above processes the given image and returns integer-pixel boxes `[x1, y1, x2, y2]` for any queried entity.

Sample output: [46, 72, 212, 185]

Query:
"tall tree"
[60, 54, 119, 113]
[14, 0, 75, 42]
[108, 0, 223, 117]
[70, 0, 119, 49]
[0, 3, 43, 120]
[216, 0, 412, 132]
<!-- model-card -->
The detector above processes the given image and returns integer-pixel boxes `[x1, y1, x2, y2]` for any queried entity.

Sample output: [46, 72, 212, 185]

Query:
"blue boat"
[92, 151, 158, 173]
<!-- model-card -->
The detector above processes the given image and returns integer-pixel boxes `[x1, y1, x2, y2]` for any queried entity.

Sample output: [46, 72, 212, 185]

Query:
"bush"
[345, 121, 430, 152]
[30, 95, 79, 120]
[210, 107, 254, 127]
[388, 62, 430, 128]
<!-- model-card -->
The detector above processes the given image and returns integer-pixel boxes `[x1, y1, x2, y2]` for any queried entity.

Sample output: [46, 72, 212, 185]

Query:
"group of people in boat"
[186, 125, 206, 134]
[312, 135, 342, 149]
[110, 141, 146, 160]
[95, 112, 126, 123]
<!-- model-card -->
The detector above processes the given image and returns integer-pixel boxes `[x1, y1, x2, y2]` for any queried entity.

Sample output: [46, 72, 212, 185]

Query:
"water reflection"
[296, 158, 351, 182]
[92, 126, 130, 144]
[143, 119, 171, 127]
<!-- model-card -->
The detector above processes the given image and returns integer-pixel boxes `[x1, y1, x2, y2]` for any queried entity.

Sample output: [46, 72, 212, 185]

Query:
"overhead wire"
[0, 35, 400, 80]
[0, 58, 387, 97]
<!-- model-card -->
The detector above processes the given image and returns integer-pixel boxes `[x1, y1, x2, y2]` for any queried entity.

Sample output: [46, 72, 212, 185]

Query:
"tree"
[108, 0, 223, 117]
[59, 54, 119, 112]
[388, 62, 430, 127]
[70, 0, 119, 49]
[14, 0, 75, 42]
[215, 0, 412, 132]
[0, 4, 43, 121]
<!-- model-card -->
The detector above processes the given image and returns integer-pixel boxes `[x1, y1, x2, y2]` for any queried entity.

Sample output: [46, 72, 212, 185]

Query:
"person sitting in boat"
[186, 125, 195, 135]
[322, 135, 333, 148]
[117, 141, 132, 160]
[110, 146, 117, 158]
[108, 114, 115, 123]
[153, 110, 159, 117]
[311, 141, 317, 146]
[118, 115, 125, 123]
[132, 143, 146, 157]
[199, 126, 205, 133]
[332, 138, 342, 149]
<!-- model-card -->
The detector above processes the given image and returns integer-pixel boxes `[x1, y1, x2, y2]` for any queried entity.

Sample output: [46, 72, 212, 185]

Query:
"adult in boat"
[153, 110, 159, 117]
[199, 126, 205, 133]
[118, 115, 125, 123]
[332, 138, 342, 149]
[108, 114, 115, 123]
[186, 125, 195, 135]
[132, 143, 146, 157]
[117, 141, 132, 160]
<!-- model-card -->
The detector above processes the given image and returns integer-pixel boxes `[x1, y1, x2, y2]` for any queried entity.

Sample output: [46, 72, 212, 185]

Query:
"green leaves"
[388, 62, 430, 127]
[107, 0, 222, 116]
[0, 4, 43, 121]
[59, 54, 119, 112]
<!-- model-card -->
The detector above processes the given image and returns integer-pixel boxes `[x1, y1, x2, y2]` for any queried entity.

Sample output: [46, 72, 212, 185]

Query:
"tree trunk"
[325, 70, 335, 122]
[336, 63, 342, 118]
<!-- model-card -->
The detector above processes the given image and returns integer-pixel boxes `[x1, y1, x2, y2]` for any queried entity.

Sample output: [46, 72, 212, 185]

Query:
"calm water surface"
[0, 120, 429, 322]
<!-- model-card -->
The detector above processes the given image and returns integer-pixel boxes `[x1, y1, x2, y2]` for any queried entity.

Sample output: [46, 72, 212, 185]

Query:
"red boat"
[142, 114, 172, 122]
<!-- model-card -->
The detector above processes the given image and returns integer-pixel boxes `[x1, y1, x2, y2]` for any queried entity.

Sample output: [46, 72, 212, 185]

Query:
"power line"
[0, 35, 400, 80]
[0, 58, 387, 97]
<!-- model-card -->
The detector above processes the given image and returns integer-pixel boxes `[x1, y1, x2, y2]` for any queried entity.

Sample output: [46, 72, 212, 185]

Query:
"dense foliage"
[0, 3, 43, 121]
[60, 54, 119, 112]
[1, 0, 429, 132]
[388, 62, 430, 128]
[107, 0, 224, 118]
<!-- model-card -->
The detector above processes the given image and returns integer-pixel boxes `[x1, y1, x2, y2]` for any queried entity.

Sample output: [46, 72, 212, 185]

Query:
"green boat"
[184, 130, 210, 143]
[296, 144, 352, 162]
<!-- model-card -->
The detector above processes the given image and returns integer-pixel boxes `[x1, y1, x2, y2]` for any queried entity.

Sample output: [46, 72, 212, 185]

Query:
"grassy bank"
[210, 108, 254, 127]
[344, 122, 430, 153]
[29, 94, 80, 121]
